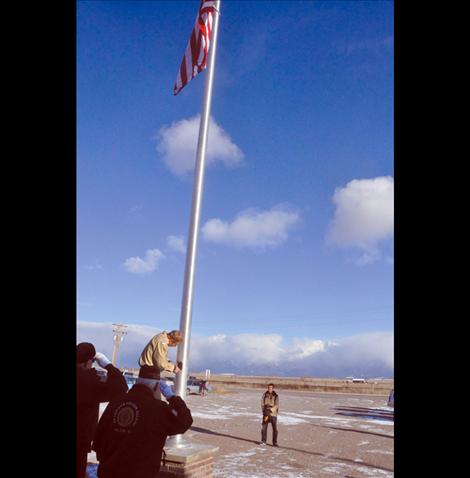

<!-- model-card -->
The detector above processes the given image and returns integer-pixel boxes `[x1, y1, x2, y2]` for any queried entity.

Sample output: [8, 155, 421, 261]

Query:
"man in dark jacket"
[92, 373, 193, 478]
[77, 342, 128, 478]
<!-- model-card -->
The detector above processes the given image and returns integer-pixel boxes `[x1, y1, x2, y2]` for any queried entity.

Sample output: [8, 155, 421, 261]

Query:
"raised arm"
[157, 396, 193, 436]
[94, 359, 128, 403]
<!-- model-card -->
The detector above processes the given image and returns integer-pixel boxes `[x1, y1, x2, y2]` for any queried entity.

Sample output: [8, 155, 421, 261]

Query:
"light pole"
[111, 324, 128, 367]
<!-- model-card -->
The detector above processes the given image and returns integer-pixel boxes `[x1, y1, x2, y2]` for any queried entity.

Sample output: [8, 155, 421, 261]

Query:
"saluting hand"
[94, 352, 112, 369]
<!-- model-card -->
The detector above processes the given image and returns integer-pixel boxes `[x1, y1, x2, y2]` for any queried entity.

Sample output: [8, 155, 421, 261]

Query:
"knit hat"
[77, 342, 96, 364]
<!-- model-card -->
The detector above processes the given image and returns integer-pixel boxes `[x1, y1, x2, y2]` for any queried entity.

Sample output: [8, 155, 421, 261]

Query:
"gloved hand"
[159, 380, 175, 399]
[94, 352, 112, 369]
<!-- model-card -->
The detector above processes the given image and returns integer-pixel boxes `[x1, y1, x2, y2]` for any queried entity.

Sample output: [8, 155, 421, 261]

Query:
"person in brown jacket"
[138, 330, 183, 398]
[260, 383, 279, 446]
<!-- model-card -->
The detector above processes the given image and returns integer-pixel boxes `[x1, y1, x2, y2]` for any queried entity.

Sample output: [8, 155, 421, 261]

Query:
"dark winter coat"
[92, 384, 193, 478]
[77, 365, 128, 449]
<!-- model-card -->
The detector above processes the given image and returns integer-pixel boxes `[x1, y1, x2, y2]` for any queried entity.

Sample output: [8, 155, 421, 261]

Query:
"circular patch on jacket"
[113, 402, 139, 429]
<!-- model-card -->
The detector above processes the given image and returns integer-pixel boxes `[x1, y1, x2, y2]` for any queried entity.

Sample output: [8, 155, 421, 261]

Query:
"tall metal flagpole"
[174, 0, 221, 405]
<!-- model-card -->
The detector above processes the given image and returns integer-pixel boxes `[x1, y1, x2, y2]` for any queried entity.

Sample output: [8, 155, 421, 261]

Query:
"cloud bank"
[77, 321, 393, 378]
[156, 115, 244, 176]
[326, 176, 394, 264]
[202, 205, 300, 249]
[123, 249, 165, 274]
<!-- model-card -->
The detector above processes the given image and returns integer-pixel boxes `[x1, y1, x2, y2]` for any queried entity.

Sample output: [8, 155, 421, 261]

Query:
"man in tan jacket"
[138, 330, 183, 399]
[260, 383, 279, 446]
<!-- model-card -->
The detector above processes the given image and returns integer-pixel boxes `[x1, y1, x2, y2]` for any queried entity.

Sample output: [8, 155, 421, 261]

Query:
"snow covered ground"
[88, 388, 393, 477]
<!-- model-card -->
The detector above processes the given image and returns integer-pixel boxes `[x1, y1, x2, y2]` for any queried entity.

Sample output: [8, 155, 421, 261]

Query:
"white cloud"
[298, 332, 394, 378]
[76, 321, 393, 378]
[326, 176, 394, 264]
[289, 337, 331, 360]
[156, 115, 244, 176]
[123, 249, 165, 275]
[202, 205, 300, 249]
[167, 235, 186, 253]
[190, 333, 285, 366]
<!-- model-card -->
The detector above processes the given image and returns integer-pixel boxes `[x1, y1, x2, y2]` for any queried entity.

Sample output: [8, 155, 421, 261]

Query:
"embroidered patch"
[113, 402, 139, 429]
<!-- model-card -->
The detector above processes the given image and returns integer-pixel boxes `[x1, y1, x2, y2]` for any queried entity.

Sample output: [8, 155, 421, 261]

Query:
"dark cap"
[138, 365, 161, 380]
[77, 342, 96, 364]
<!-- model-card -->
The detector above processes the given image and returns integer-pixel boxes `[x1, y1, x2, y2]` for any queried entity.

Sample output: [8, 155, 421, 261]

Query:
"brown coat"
[261, 391, 279, 417]
[139, 331, 176, 373]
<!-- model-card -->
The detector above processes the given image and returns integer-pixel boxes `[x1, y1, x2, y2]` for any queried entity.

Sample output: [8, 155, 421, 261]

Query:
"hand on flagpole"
[174, 361, 183, 373]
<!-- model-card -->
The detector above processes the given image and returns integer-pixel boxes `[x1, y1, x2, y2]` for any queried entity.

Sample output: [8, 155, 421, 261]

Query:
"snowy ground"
[88, 388, 393, 477]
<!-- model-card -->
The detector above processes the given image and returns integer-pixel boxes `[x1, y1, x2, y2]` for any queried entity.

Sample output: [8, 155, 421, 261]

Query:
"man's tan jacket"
[261, 391, 279, 417]
[139, 331, 176, 373]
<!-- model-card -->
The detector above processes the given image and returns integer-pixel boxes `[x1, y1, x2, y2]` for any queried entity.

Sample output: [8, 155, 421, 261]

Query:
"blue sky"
[77, 1, 393, 377]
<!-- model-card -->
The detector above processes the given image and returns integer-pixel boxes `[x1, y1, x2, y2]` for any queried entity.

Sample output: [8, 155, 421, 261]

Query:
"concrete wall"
[192, 374, 393, 395]
[121, 368, 393, 395]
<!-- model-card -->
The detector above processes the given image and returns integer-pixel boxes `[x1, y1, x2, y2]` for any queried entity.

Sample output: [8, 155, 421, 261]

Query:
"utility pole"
[111, 324, 128, 367]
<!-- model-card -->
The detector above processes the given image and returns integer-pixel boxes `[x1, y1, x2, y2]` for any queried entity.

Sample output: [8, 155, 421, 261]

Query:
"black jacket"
[77, 365, 128, 449]
[92, 384, 193, 478]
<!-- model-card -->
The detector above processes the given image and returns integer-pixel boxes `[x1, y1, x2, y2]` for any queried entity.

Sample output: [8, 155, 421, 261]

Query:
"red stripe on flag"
[173, 0, 216, 96]
[190, 30, 199, 77]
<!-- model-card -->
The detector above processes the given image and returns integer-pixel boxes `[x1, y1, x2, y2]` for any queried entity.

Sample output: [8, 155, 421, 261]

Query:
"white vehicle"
[186, 378, 203, 394]
[345, 376, 366, 383]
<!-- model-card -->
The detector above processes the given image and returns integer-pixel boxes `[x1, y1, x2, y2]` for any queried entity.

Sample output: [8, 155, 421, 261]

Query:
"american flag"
[174, 0, 217, 96]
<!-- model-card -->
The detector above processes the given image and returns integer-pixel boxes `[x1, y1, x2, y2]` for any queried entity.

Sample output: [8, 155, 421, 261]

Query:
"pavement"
[183, 387, 394, 477]
[88, 387, 394, 477]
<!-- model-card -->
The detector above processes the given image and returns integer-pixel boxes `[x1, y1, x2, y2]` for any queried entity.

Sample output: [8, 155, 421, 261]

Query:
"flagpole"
[174, 0, 221, 408]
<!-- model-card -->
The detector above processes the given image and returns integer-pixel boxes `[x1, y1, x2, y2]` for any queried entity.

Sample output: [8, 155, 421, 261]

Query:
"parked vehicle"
[345, 376, 366, 383]
[161, 377, 212, 395]
[187, 378, 203, 394]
